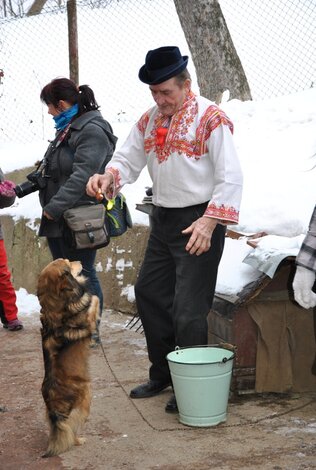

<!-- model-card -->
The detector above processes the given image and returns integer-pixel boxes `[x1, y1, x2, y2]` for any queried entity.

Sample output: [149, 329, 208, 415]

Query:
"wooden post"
[67, 0, 79, 84]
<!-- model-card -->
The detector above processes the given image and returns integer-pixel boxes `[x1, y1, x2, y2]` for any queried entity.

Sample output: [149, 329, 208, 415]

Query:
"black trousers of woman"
[134, 203, 226, 383]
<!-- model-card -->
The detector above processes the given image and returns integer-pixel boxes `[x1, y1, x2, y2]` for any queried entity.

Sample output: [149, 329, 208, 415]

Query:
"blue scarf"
[53, 104, 79, 130]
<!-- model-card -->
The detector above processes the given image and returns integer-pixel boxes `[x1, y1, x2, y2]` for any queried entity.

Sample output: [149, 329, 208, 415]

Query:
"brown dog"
[37, 258, 99, 457]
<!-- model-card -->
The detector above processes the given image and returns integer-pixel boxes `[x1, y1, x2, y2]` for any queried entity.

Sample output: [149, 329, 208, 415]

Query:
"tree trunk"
[27, 0, 47, 17]
[67, 0, 79, 84]
[174, 0, 252, 102]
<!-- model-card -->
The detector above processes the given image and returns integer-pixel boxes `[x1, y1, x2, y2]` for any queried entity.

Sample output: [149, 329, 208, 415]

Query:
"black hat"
[138, 46, 189, 85]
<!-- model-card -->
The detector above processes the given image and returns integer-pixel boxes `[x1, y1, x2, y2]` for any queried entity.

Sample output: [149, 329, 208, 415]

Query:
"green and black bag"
[105, 193, 133, 237]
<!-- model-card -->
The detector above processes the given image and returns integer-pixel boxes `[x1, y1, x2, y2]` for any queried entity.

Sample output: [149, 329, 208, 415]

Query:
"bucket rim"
[166, 344, 235, 365]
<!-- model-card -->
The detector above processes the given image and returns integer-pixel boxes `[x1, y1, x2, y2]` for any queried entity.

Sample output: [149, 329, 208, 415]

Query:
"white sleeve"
[204, 125, 243, 224]
[105, 124, 148, 193]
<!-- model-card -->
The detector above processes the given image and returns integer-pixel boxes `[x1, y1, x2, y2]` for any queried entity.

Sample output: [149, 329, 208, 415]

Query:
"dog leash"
[98, 339, 316, 432]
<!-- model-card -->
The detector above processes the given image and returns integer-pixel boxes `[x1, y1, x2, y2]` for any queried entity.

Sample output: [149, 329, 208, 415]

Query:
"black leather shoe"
[165, 394, 178, 413]
[130, 380, 171, 398]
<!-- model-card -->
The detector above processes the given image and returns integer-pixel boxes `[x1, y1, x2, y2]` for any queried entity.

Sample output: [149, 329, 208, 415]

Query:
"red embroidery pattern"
[142, 93, 233, 163]
[204, 202, 239, 224]
[137, 111, 150, 135]
[196, 106, 234, 155]
[145, 93, 197, 163]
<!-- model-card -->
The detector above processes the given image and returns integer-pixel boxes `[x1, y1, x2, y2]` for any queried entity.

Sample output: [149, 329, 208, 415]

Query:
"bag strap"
[43, 123, 72, 161]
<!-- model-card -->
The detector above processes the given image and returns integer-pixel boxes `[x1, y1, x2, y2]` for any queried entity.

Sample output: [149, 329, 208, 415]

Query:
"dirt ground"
[0, 311, 316, 470]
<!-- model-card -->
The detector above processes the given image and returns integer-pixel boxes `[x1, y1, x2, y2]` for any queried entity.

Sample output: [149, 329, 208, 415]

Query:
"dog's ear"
[38, 264, 60, 296]
[59, 270, 79, 294]
[37, 264, 73, 300]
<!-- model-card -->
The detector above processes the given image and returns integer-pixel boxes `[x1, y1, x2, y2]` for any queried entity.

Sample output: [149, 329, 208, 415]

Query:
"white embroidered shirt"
[106, 92, 243, 224]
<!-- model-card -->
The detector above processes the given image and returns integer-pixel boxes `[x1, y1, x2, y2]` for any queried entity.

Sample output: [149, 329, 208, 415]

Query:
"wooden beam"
[67, 0, 79, 84]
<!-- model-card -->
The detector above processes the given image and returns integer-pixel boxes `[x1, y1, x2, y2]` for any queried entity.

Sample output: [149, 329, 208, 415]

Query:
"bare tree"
[2, 0, 20, 17]
[2, 0, 7, 17]
[174, 0, 252, 102]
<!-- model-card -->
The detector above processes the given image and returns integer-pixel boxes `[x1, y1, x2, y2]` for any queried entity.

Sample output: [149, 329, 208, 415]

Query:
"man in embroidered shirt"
[86, 46, 243, 413]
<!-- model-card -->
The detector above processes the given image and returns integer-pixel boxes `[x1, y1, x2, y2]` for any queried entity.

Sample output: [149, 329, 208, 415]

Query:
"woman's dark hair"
[40, 77, 99, 114]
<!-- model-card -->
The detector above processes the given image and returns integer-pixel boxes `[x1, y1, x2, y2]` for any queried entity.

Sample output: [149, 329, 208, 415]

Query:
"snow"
[15, 288, 40, 317]
[1, 7, 315, 313]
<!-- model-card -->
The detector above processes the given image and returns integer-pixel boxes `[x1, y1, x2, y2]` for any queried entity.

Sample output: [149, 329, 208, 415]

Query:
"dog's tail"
[43, 408, 85, 458]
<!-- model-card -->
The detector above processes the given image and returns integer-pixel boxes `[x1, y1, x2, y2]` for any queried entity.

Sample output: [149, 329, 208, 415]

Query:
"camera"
[14, 159, 48, 198]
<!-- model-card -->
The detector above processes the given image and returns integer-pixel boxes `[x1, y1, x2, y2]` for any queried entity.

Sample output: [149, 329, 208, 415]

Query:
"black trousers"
[134, 203, 226, 382]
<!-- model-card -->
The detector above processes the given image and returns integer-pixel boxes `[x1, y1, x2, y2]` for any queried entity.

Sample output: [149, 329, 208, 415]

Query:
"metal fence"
[220, 0, 315, 100]
[0, 0, 315, 143]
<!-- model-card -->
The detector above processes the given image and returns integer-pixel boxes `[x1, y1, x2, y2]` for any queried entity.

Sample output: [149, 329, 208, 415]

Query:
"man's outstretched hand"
[86, 172, 113, 199]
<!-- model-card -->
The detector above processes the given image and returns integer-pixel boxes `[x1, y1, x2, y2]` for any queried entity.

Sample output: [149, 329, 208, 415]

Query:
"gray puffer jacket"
[38, 110, 117, 238]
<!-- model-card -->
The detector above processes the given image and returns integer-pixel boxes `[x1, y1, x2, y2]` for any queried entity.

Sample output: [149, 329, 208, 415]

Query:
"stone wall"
[2, 215, 149, 314]
[2, 168, 150, 314]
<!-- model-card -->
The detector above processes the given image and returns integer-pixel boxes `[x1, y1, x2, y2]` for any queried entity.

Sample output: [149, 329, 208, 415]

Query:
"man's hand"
[86, 172, 113, 199]
[182, 217, 218, 256]
[293, 265, 316, 309]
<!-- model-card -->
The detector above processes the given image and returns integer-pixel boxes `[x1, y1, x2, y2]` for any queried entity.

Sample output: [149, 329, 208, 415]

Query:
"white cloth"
[107, 93, 243, 224]
[293, 265, 316, 309]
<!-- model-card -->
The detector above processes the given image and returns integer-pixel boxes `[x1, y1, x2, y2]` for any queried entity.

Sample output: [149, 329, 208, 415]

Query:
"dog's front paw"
[87, 296, 100, 326]
[75, 437, 86, 446]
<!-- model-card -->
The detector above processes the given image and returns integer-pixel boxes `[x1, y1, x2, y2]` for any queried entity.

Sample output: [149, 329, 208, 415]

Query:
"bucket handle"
[174, 344, 236, 363]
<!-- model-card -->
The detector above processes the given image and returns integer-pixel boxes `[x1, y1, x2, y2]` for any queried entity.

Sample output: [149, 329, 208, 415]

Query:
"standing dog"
[37, 258, 99, 457]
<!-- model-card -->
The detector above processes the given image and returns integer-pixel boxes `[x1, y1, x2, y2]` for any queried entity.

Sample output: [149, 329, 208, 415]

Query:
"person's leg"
[71, 249, 103, 314]
[72, 248, 103, 346]
[0, 300, 6, 324]
[139, 205, 225, 380]
[171, 223, 226, 347]
[46, 237, 64, 260]
[164, 206, 225, 412]
[0, 239, 23, 330]
[135, 228, 176, 383]
[133, 204, 225, 401]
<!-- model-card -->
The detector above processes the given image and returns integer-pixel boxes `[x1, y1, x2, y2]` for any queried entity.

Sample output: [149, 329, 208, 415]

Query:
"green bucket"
[166, 345, 235, 427]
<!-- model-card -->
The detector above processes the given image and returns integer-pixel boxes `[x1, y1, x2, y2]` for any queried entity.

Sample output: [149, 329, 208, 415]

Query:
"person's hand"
[86, 172, 113, 199]
[43, 210, 53, 220]
[182, 217, 218, 256]
[293, 265, 316, 309]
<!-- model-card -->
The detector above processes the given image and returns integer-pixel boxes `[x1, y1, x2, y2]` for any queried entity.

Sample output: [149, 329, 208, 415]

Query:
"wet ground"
[1, 311, 316, 469]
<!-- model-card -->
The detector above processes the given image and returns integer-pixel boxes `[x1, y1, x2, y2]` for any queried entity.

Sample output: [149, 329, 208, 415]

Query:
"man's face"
[149, 77, 191, 117]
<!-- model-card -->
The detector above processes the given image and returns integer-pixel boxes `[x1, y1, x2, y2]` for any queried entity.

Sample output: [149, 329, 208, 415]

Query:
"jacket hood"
[71, 110, 118, 149]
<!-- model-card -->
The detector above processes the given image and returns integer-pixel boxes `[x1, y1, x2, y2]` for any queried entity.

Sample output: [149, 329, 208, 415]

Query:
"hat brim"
[139, 56, 189, 85]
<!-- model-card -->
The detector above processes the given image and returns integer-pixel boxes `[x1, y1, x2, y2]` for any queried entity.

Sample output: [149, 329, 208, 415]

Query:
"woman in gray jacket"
[38, 78, 117, 345]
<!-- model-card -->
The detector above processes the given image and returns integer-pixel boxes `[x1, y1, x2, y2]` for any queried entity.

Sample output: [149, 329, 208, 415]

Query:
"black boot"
[130, 379, 171, 398]
[165, 394, 178, 413]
